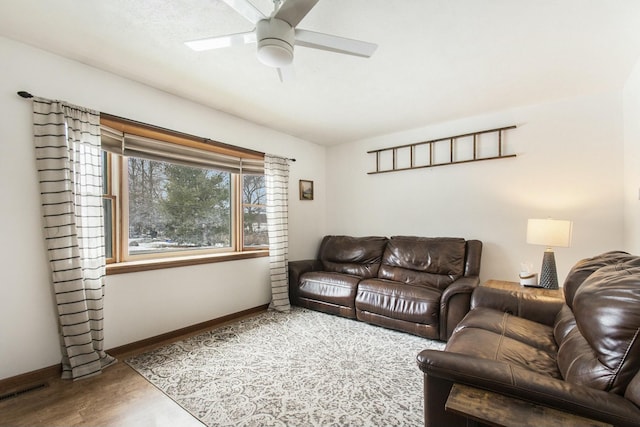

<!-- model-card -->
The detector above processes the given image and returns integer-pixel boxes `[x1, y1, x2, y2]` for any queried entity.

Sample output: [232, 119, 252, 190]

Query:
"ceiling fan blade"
[185, 31, 257, 51]
[220, 0, 266, 24]
[277, 65, 295, 82]
[295, 29, 377, 58]
[274, 0, 319, 27]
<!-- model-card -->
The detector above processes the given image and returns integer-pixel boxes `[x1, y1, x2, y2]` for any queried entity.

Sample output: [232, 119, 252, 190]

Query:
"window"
[100, 115, 267, 273]
[126, 158, 232, 255]
[242, 174, 267, 248]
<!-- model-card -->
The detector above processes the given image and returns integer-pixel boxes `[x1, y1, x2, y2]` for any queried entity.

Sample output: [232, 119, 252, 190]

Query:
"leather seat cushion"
[299, 271, 361, 308]
[355, 278, 441, 324]
[446, 327, 562, 379]
[455, 307, 558, 354]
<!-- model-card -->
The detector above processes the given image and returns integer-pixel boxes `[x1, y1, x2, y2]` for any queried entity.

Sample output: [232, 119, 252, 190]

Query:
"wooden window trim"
[106, 250, 268, 275]
[101, 114, 264, 160]
[100, 115, 268, 273]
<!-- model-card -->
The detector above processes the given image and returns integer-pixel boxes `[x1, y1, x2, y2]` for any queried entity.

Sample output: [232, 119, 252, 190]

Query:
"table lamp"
[526, 218, 573, 289]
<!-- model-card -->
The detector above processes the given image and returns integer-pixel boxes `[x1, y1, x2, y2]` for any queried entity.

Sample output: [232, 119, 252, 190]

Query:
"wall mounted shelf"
[367, 125, 516, 175]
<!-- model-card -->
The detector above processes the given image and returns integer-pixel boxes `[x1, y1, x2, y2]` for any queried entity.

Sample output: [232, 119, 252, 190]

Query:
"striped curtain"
[265, 154, 291, 312]
[33, 98, 116, 380]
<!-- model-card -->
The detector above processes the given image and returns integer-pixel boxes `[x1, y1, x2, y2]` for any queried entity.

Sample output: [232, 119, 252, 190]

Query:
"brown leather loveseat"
[417, 251, 640, 427]
[288, 235, 483, 341]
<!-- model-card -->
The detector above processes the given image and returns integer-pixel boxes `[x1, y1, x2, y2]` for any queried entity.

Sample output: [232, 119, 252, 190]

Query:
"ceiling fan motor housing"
[256, 18, 294, 67]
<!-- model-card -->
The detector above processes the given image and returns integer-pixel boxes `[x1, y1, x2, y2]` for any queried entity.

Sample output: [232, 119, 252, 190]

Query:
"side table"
[481, 279, 564, 300]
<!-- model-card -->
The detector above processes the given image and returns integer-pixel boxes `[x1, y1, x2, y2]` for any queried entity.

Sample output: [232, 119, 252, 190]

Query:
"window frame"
[101, 116, 268, 275]
[102, 151, 117, 264]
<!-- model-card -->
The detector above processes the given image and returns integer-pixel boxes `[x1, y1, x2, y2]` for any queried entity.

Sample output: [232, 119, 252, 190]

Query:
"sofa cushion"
[445, 326, 561, 378]
[318, 235, 388, 279]
[355, 278, 442, 324]
[558, 264, 640, 395]
[454, 307, 558, 354]
[299, 271, 361, 309]
[449, 307, 560, 378]
[562, 251, 634, 309]
[377, 236, 466, 290]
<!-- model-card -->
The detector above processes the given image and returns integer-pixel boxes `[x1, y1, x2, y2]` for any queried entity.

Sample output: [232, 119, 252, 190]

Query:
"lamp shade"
[526, 219, 573, 248]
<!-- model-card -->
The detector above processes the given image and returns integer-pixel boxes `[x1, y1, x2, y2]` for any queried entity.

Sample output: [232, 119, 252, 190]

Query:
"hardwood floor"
[0, 348, 203, 427]
[0, 308, 268, 426]
[0, 361, 204, 426]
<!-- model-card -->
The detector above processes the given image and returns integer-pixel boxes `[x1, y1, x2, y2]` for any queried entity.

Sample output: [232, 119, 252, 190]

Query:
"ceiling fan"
[185, 0, 378, 81]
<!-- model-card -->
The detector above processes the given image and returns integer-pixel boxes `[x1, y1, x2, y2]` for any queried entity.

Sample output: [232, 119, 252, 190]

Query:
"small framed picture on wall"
[299, 180, 314, 200]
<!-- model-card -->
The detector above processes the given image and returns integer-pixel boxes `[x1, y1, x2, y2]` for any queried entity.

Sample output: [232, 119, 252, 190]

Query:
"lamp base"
[539, 250, 559, 289]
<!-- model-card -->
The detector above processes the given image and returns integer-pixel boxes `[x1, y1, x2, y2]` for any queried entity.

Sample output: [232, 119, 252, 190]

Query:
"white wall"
[623, 57, 640, 255]
[326, 92, 625, 284]
[1, 33, 633, 382]
[0, 37, 326, 380]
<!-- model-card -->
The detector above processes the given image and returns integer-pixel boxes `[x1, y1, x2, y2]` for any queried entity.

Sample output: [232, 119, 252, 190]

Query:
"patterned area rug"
[126, 307, 445, 427]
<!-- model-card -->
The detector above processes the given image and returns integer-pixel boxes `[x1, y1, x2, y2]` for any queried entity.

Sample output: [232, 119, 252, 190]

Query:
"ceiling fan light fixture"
[186, 0, 378, 78]
[256, 18, 294, 68]
[257, 40, 293, 67]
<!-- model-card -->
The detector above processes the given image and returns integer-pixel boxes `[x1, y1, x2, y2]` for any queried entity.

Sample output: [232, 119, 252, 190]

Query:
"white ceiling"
[2, 0, 640, 145]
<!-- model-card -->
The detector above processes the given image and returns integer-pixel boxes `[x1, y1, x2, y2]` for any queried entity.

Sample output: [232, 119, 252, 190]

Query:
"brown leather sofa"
[288, 235, 483, 341]
[417, 251, 640, 427]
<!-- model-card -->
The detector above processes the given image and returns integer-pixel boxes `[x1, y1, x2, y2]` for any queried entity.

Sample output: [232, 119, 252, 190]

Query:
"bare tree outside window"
[242, 174, 268, 247]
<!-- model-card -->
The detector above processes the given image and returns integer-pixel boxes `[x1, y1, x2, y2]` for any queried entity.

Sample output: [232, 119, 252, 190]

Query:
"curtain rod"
[16, 90, 296, 162]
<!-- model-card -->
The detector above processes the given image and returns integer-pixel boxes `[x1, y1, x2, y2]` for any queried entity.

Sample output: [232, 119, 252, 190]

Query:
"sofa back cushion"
[557, 263, 640, 395]
[318, 235, 388, 279]
[562, 251, 634, 309]
[377, 236, 466, 290]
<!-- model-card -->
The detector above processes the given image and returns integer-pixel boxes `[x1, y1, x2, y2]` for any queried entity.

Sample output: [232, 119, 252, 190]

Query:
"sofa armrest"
[417, 349, 640, 427]
[470, 287, 564, 326]
[439, 276, 480, 340]
[288, 259, 323, 304]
